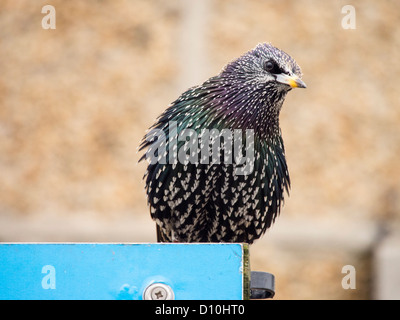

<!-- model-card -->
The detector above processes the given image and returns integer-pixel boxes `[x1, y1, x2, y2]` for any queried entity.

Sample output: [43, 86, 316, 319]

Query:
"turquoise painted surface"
[0, 243, 244, 300]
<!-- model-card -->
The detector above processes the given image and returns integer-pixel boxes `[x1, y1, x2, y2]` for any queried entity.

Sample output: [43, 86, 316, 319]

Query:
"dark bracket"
[250, 271, 275, 299]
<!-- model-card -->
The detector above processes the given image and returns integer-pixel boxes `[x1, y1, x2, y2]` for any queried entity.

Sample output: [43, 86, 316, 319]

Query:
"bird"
[139, 43, 306, 244]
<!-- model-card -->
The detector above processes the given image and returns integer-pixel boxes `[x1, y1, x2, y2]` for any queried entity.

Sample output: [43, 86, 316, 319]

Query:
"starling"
[139, 43, 306, 244]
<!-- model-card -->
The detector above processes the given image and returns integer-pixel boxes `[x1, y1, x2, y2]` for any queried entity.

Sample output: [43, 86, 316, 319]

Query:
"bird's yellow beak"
[276, 73, 307, 88]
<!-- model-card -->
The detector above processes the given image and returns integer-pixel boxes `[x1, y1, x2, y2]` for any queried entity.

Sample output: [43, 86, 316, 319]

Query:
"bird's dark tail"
[156, 224, 165, 242]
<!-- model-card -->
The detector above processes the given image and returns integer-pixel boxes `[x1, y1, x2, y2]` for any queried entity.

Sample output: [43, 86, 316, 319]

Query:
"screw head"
[143, 283, 174, 300]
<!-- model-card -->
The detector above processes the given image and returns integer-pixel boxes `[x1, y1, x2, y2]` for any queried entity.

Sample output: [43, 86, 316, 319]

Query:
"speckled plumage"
[139, 43, 306, 243]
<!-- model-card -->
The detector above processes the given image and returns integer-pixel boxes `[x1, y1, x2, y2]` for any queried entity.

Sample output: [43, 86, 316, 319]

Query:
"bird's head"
[215, 43, 306, 136]
[221, 42, 306, 93]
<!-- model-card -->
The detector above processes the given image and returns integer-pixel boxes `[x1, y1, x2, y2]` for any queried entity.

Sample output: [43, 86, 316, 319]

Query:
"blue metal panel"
[0, 243, 247, 300]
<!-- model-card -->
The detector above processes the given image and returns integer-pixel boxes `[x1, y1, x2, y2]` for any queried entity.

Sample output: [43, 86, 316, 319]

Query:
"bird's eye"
[263, 60, 282, 74]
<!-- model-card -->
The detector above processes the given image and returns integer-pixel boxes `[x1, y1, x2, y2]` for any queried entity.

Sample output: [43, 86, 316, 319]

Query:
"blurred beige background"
[0, 0, 399, 299]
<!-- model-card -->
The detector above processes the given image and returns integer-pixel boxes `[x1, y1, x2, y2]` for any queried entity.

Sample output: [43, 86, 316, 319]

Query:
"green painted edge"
[242, 243, 250, 300]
